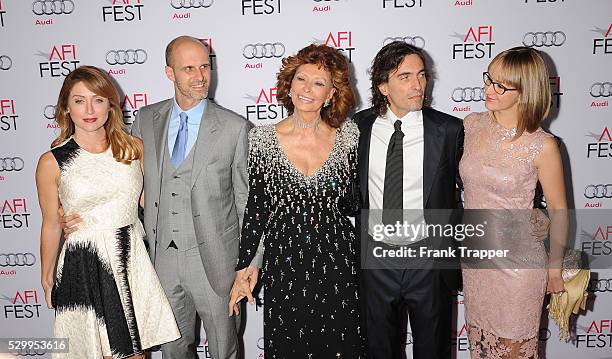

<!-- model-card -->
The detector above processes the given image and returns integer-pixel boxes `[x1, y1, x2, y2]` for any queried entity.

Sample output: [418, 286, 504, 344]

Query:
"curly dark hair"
[370, 41, 427, 117]
[276, 44, 355, 128]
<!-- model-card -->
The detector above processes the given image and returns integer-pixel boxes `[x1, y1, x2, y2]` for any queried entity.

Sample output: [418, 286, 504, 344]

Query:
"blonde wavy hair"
[51, 66, 142, 163]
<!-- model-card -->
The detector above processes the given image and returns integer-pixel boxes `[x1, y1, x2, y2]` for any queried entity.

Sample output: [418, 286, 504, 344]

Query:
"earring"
[288, 90, 292, 98]
[324, 99, 330, 107]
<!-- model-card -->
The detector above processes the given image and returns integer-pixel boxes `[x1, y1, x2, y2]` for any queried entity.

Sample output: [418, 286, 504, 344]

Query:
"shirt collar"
[383, 106, 423, 127]
[172, 98, 206, 125]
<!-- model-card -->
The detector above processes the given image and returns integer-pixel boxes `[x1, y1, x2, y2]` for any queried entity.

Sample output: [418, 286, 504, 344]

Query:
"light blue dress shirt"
[167, 98, 206, 157]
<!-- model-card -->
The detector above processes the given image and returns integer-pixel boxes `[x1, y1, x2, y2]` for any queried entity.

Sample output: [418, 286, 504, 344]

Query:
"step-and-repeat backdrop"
[1, 0, 610, 358]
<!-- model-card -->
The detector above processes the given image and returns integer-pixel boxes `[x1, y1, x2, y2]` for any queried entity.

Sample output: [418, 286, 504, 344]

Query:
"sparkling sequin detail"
[460, 112, 552, 359]
[237, 121, 364, 357]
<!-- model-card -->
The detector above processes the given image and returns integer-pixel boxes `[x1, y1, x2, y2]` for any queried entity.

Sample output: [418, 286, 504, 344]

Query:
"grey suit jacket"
[131, 98, 263, 297]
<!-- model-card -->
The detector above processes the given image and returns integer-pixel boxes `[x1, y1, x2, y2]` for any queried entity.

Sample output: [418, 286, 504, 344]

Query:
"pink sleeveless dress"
[459, 112, 552, 358]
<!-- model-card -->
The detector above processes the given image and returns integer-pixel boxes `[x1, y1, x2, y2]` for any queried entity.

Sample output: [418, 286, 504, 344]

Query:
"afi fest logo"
[198, 38, 216, 71]
[1, 198, 30, 229]
[382, 0, 423, 9]
[0, 99, 18, 132]
[102, 0, 144, 22]
[576, 320, 612, 348]
[243, 42, 285, 70]
[244, 87, 286, 122]
[590, 82, 611, 108]
[451, 26, 495, 60]
[581, 224, 612, 256]
[549, 76, 562, 109]
[241, 0, 281, 15]
[452, 323, 469, 352]
[121, 93, 148, 125]
[586, 127, 611, 159]
[37, 44, 80, 78]
[592, 23, 612, 55]
[320, 31, 355, 62]
[0, 0, 6, 27]
[2, 290, 41, 319]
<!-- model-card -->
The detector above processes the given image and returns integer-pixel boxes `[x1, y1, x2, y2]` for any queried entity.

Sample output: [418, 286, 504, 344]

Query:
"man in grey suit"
[129, 36, 261, 359]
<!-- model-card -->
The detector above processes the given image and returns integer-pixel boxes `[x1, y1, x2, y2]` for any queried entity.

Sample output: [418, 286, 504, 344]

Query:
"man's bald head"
[165, 35, 209, 67]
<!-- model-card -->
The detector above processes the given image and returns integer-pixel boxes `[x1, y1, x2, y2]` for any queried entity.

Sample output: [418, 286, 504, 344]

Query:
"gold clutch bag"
[547, 249, 590, 342]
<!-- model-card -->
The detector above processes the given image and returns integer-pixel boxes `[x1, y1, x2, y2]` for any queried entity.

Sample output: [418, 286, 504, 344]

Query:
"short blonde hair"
[489, 47, 551, 138]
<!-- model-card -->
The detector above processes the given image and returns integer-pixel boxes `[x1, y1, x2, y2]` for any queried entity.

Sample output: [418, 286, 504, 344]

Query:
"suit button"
[154, 202, 158, 207]
[171, 193, 177, 197]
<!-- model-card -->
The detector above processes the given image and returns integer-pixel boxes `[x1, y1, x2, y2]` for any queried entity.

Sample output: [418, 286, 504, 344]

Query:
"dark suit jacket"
[352, 106, 464, 290]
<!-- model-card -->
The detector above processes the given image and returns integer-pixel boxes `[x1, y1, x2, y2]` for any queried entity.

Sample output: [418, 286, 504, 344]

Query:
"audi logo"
[44, 105, 56, 120]
[170, 0, 214, 9]
[0, 157, 25, 172]
[0, 253, 36, 267]
[382, 36, 425, 49]
[13, 347, 47, 356]
[588, 279, 612, 292]
[32, 0, 74, 15]
[538, 328, 552, 341]
[243, 43, 286, 59]
[451, 87, 485, 102]
[0, 55, 12, 71]
[584, 184, 612, 199]
[105, 49, 148, 65]
[522, 31, 566, 47]
[590, 82, 612, 98]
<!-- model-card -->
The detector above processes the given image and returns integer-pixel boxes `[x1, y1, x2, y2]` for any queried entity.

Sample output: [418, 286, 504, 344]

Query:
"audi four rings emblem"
[452, 87, 485, 102]
[44, 105, 57, 120]
[588, 279, 612, 292]
[106, 49, 148, 65]
[522, 31, 566, 47]
[32, 0, 75, 15]
[13, 347, 47, 356]
[590, 82, 612, 97]
[0, 157, 24, 172]
[382, 36, 425, 49]
[243, 43, 286, 59]
[584, 184, 612, 199]
[171, 0, 214, 9]
[0, 253, 36, 267]
[0, 55, 12, 71]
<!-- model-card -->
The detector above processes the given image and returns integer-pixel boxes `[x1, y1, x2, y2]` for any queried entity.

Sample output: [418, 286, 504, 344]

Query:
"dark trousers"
[362, 266, 452, 359]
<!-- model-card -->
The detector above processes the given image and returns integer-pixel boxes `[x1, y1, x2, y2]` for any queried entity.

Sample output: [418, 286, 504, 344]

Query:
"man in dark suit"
[352, 41, 464, 359]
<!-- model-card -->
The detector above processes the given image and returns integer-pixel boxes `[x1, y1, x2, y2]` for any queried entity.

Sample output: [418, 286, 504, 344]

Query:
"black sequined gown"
[236, 122, 364, 358]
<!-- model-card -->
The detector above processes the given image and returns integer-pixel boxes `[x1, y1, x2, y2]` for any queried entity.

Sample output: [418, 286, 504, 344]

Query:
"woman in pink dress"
[459, 47, 567, 358]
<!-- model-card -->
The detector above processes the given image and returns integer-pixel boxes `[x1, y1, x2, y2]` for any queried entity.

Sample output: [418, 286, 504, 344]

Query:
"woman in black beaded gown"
[229, 44, 364, 358]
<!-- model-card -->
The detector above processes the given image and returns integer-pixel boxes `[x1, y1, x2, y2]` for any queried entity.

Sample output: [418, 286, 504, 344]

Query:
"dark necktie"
[382, 120, 404, 226]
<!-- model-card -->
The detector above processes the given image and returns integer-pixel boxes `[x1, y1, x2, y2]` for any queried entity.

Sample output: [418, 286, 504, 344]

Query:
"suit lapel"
[153, 100, 173, 178]
[358, 114, 376, 209]
[190, 99, 222, 188]
[422, 107, 446, 208]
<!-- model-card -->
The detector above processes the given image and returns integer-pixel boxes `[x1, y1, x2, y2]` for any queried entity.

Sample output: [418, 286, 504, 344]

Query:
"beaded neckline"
[272, 125, 340, 180]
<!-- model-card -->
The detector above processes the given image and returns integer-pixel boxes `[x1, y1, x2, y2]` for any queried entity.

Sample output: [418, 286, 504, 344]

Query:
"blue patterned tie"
[171, 112, 188, 168]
